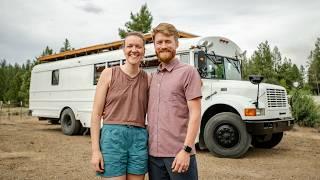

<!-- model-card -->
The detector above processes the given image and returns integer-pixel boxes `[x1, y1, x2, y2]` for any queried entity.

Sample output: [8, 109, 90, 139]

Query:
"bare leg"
[127, 174, 145, 180]
[102, 175, 126, 180]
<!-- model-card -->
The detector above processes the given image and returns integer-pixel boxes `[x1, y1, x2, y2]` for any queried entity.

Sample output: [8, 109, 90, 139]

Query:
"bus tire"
[60, 108, 81, 135]
[204, 112, 251, 158]
[252, 132, 283, 149]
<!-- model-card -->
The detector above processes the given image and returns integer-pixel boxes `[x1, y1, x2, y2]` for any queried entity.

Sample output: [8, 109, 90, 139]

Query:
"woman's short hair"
[123, 31, 145, 47]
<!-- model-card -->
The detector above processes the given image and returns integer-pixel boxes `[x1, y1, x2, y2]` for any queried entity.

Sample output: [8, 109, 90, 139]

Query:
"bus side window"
[107, 60, 120, 67]
[179, 53, 189, 64]
[140, 56, 160, 69]
[52, 70, 59, 86]
[94, 63, 106, 85]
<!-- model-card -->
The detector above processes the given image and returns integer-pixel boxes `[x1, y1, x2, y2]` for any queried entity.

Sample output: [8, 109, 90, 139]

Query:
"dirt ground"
[0, 114, 319, 180]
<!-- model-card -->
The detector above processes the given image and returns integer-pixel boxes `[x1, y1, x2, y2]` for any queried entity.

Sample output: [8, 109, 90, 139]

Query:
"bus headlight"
[256, 108, 265, 116]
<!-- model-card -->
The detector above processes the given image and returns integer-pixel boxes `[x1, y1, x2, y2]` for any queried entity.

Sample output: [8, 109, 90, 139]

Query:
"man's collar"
[158, 58, 179, 72]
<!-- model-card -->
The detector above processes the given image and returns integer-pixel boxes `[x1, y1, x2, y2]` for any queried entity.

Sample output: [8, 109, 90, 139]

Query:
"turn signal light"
[245, 108, 256, 116]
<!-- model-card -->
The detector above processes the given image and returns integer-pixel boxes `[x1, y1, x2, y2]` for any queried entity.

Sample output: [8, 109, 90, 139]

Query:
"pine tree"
[19, 69, 31, 104]
[118, 3, 153, 38]
[41, 46, 53, 56]
[243, 41, 304, 91]
[60, 38, 72, 52]
[307, 38, 320, 95]
[0, 59, 6, 101]
[273, 46, 282, 73]
[299, 65, 305, 86]
[247, 41, 278, 84]
[240, 51, 249, 80]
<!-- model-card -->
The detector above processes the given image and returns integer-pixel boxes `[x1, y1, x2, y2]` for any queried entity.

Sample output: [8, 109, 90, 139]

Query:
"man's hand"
[91, 151, 104, 173]
[171, 150, 190, 173]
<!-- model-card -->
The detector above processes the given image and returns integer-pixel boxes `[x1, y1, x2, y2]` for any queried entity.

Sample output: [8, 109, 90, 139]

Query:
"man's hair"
[152, 23, 179, 42]
[123, 31, 146, 47]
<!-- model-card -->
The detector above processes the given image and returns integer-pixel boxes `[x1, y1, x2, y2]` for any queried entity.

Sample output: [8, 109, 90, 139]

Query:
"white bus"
[29, 36, 294, 158]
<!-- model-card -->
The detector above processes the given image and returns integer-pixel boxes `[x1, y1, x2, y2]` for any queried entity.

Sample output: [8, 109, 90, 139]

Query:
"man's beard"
[156, 50, 176, 63]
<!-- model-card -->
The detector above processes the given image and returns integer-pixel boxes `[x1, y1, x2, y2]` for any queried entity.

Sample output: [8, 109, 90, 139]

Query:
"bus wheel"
[252, 132, 283, 148]
[60, 108, 81, 135]
[204, 112, 251, 158]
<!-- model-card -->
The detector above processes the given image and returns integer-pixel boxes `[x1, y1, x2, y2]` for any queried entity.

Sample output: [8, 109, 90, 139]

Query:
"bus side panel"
[29, 64, 95, 125]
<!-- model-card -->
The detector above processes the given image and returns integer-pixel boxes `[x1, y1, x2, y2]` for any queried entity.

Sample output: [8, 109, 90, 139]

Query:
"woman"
[90, 32, 148, 180]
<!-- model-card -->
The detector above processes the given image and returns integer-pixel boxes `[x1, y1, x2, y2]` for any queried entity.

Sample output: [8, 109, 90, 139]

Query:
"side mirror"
[199, 40, 213, 49]
[198, 51, 206, 68]
[197, 51, 207, 78]
[249, 75, 264, 108]
[249, 75, 264, 85]
[200, 40, 208, 47]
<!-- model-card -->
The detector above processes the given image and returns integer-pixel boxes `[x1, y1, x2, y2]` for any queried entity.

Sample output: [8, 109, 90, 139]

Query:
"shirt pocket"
[167, 93, 188, 119]
[167, 91, 184, 102]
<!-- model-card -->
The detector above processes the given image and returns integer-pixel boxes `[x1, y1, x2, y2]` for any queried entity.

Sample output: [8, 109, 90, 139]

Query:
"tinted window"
[94, 63, 105, 85]
[51, 70, 59, 85]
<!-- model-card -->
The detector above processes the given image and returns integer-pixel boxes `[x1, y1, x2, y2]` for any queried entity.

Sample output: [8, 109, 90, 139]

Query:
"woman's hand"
[91, 150, 104, 173]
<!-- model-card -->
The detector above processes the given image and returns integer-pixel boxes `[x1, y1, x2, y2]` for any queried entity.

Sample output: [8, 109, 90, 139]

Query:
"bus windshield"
[194, 53, 241, 80]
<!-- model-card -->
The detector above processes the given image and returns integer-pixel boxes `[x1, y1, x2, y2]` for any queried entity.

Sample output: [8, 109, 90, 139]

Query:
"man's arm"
[172, 97, 201, 173]
[184, 97, 201, 147]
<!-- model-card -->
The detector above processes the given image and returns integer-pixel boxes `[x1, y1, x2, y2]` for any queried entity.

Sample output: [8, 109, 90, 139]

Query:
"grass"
[0, 107, 30, 116]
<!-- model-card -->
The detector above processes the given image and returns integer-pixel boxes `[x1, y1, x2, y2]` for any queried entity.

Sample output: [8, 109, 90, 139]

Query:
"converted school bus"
[29, 31, 294, 158]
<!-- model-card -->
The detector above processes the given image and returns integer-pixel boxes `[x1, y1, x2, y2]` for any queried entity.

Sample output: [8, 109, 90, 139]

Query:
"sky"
[1, 0, 319, 68]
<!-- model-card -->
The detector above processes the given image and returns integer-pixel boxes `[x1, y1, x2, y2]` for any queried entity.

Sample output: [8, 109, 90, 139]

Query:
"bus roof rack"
[38, 31, 198, 63]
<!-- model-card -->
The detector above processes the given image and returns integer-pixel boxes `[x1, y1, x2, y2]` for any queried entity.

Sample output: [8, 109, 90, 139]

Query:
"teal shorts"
[97, 124, 148, 178]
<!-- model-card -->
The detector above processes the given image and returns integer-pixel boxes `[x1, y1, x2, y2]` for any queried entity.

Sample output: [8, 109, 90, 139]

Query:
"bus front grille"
[266, 88, 287, 108]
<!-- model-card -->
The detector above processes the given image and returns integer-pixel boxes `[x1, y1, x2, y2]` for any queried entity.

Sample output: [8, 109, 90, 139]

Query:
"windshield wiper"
[225, 57, 240, 73]
[205, 51, 218, 64]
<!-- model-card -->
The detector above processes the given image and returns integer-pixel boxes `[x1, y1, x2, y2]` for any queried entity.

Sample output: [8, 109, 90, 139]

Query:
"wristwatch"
[183, 145, 192, 153]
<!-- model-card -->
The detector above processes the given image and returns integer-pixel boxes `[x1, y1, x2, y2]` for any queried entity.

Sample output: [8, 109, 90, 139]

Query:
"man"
[148, 23, 202, 180]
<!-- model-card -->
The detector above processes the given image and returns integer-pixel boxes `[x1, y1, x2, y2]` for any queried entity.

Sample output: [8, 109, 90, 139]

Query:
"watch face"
[184, 145, 192, 153]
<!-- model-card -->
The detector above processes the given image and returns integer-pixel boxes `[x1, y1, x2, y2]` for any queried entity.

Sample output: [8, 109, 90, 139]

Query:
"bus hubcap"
[215, 124, 239, 148]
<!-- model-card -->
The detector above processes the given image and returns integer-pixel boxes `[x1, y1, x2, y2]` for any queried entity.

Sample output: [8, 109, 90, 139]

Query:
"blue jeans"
[148, 155, 198, 180]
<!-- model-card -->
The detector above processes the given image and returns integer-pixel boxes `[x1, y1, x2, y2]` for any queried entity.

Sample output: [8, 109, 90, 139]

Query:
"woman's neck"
[121, 63, 140, 77]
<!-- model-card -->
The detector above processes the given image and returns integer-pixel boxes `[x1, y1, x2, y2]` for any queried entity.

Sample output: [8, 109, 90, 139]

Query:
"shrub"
[290, 89, 320, 127]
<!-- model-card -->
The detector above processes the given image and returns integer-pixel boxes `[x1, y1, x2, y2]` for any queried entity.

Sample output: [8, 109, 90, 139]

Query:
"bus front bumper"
[245, 117, 294, 135]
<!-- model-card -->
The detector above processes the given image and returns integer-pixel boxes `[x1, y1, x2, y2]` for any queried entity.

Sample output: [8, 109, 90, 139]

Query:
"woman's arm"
[90, 68, 112, 172]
